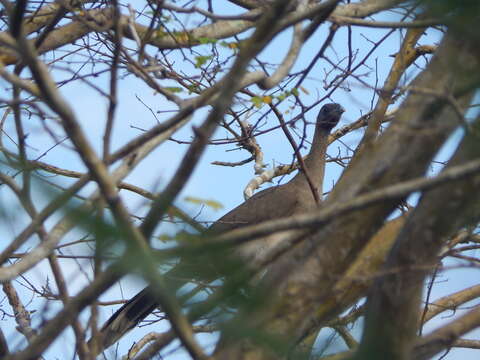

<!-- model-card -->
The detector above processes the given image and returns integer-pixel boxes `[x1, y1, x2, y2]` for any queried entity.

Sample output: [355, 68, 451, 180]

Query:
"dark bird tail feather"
[90, 287, 158, 354]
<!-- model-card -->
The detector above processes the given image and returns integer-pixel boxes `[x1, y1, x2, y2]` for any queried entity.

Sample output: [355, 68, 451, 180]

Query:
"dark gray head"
[317, 103, 345, 131]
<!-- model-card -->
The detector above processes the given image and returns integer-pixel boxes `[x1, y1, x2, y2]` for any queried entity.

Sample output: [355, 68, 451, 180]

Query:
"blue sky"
[1, 1, 478, 359]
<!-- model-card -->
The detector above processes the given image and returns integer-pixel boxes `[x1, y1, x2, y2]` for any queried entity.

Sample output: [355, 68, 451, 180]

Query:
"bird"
[90, 103, 345, 354]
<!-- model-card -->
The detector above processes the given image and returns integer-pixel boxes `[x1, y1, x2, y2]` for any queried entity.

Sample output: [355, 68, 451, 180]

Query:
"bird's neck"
[290, 126, 330, 200]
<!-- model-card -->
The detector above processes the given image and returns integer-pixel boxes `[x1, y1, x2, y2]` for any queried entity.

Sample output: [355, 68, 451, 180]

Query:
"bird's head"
[317, 103, 345, 131]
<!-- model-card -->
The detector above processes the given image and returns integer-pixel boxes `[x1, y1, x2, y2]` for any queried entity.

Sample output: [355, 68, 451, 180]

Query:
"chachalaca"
[90, 103, 345, 354]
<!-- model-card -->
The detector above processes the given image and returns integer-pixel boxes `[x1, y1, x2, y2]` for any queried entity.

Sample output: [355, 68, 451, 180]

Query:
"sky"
[0, 1, 479, 359]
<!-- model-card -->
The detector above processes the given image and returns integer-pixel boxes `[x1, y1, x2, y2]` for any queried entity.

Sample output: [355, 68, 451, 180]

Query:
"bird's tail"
[89, 244, 230, 355]
[89, 286, 158, 355]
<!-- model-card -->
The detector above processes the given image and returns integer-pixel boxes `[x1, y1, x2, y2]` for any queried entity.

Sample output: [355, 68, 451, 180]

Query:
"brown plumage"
[90, 103, 345, 354]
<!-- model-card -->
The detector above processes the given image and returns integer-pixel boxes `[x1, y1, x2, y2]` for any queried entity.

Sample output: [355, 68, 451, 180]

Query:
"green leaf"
[184, 196, 223, 210]
[164, 86, 183, 93]
[158, 233, 174, 242]
[197, 37, 217, 44]
[251, 96, 263, 108]
[219, 41, 238, 50]
[186, 84, 200, 94]
[194, 55, 213, 68]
